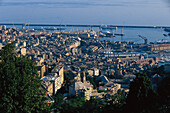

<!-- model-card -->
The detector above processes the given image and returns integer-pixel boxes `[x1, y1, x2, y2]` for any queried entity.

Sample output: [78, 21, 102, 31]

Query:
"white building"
[41, 72, 62, 96]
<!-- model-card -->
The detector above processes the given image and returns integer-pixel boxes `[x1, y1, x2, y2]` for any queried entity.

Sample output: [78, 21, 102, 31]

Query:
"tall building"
[41, 72, 62, 96]
[51, 65, 64, 85]
[69, 71, 93, 100]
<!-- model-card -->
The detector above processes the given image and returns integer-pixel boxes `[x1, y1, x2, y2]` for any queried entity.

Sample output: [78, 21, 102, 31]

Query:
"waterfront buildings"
[0, 25, 169, 102]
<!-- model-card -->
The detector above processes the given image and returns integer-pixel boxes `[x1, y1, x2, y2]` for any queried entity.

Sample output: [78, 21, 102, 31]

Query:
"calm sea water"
[100, 27, 170, 43]
[1, 0, 170, 43]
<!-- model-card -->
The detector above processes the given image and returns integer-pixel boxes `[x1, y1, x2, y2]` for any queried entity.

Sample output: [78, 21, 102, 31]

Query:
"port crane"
[138, 35, 148, 44]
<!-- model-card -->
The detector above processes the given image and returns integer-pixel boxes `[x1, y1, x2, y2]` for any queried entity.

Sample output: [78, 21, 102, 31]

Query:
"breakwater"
[0, 23, 170, 29]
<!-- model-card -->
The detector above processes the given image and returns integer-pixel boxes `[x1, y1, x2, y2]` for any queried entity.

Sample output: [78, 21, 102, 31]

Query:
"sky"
[0, 0, 169, 26]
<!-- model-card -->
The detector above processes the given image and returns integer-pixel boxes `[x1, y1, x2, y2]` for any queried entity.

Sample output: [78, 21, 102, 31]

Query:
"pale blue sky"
[0, 0, 169, 26]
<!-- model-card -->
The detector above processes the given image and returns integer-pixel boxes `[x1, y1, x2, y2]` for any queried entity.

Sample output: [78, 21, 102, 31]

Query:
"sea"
[0, 0, 170, 43]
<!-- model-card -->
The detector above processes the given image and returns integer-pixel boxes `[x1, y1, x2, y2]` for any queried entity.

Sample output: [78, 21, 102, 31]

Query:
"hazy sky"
[0, 0, 169, 25]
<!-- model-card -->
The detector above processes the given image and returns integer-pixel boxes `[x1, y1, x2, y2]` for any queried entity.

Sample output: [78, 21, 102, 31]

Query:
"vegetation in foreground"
[0, 43, 50, 113]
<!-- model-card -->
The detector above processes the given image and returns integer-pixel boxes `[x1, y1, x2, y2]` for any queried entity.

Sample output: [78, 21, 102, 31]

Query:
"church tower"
[83, 71, 86, 83]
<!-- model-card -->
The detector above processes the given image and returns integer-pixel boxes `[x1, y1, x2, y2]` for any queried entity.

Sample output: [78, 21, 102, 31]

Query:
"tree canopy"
[125, 73, 157, 113]
[157, 75, 170, 112]
[0, 43, 49, 112]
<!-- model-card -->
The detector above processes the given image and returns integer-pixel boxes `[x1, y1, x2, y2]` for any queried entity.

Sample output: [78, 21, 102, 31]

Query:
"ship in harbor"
[34, 27, 66, 31]
[101, 25, 117, 30]
[100, 28, 125, 37]
[164, 28, 170, 32]
[100, 30, 114, 37]
[114, 28, 125, 36]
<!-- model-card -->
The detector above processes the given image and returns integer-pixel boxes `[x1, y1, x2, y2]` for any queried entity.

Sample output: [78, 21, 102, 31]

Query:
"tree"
[157, 75, 170, 113]
[103, 93, 126, 113]
[82, 98, 104, 113]
[60, 96, 86, 113]
[51, 93, 64, 113]
[125, 73, 157, 113]
[0, 43, 49, 112]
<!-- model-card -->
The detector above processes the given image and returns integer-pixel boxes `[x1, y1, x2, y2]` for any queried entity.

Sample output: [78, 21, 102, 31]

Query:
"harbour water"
[4, 24, 170, 43]
[1, 0, 170, 43]
[100, 27, 170, 43]
[64, 26, 170, 43]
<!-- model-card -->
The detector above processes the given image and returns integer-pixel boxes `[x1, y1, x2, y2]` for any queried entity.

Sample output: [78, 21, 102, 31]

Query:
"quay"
[0, 23, 170, 29]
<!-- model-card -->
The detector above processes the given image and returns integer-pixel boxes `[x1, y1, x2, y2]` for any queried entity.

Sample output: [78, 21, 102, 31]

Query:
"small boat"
[89, 30, 97, 37]
[159, 60, 165, 63]
[156, 39, 168, 43]
[164, 28, 170, 32]
[69, 36, 81, 41]
[34, 27, 65, 31]
[115, 33, 124, 36]
[98, 32, 106, 37]
[114, 28, 124, 36]
[45, 27, 66, 31]
[101, 30, 114, 36]
[163, 34, 168, 37]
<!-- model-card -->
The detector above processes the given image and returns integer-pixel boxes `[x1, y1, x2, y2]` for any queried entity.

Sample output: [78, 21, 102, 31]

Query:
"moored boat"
[164, 28, 170, 32]
[101, 25, 117, 30]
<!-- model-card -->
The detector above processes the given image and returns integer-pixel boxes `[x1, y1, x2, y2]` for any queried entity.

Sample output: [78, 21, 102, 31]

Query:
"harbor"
[0, 0, 170, 112]
[0, 23, 170, 43]
[0, 23, 170, 29]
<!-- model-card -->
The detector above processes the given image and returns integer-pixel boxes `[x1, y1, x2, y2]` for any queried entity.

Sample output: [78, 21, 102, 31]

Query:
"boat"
[114, 28, 124, 36]
[34, 27, 66, 31]
[89, 30, 97, 37]
[101, 30, 114, 36]
[115, 33, 124, 36]
[164, 28, 170, 32]
[98, 32, 106, 37]
[69, 36, 81, 41]
[159, 60, 165, 63]
[101, 25, 117, 30]
[156, 39, 168, 43]
[163, 34, 168, 37]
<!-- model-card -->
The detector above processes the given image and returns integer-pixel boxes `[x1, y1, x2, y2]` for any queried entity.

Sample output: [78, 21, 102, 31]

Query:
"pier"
[0, 23, 170, 29]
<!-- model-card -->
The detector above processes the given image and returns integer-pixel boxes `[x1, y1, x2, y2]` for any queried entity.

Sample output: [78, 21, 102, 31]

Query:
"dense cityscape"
[0, 24, 170, 112]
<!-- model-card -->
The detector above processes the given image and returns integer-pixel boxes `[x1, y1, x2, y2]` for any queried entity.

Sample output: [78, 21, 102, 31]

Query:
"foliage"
[157, 75, 170, 112]
[103, 94, 126, 113]
[125, 73, 157, 113]
[152, 65, 165, 76]
[60, 96, 86, 113]
[82, 98, 104, 113]
[51, 92, 127, 113]
[51, 93, 64, 113]
[0, 43, 49, 113]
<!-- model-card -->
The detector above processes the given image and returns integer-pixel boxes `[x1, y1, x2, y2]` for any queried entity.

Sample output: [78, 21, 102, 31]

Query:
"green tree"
[0, 43, 49, 113]
[82, 98, 104, 113]
[157, 75, 170, 113]
[51, 93, 64, 113]
[152, 65, 165, 76]
[102, 93, 126, 113]
[60, 96, 86, 113]
[125, 73, 157, 113]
